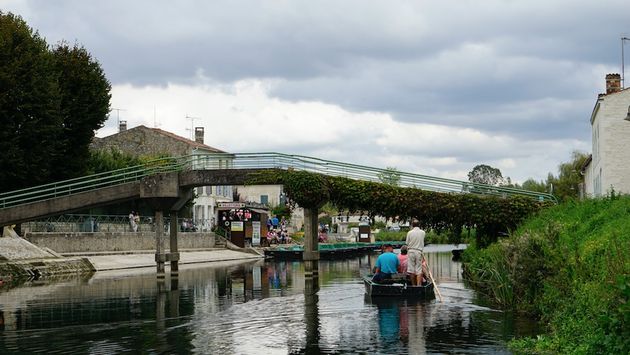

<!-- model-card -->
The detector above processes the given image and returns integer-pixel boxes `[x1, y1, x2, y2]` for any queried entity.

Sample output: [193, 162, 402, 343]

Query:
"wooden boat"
[363, 276, 435, 299]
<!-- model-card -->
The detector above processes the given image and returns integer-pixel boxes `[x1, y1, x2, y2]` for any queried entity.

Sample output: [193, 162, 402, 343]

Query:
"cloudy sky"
[4, 0, 629, 182]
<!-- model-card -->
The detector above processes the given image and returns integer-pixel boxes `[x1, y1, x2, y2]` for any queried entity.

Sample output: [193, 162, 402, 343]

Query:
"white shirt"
[406, 227, 425, 250]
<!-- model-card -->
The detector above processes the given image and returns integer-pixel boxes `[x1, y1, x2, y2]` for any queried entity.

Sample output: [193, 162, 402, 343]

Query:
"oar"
[423, 255, 443, 302]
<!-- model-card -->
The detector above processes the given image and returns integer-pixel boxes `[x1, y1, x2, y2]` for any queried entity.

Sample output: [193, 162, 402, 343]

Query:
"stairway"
[214, 236, 227, 248]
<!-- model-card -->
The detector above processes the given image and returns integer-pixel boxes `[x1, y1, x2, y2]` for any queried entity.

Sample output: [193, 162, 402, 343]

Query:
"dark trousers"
[372, 272, 392, 284]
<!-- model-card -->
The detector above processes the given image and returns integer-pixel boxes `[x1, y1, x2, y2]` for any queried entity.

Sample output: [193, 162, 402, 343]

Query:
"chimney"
[119, 120, 127, 132]
[194, 127, 204, 144]
[605, 73, 622, 94]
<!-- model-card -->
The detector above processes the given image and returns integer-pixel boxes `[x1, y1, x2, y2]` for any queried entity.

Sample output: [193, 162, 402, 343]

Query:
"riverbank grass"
[463, 196, 630, 354]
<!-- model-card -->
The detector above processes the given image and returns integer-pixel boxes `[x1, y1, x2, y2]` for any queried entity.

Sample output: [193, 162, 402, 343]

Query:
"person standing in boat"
[372, 244, 399, 283]
[406, 219, 425, 286]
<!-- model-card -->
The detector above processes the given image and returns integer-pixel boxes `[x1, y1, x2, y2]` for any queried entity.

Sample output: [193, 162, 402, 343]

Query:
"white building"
[233, 184, 284, 207]
[581, 74, 630, 197]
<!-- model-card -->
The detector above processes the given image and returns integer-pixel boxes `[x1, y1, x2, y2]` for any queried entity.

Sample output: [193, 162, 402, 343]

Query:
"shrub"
[463, 197, 630, 354]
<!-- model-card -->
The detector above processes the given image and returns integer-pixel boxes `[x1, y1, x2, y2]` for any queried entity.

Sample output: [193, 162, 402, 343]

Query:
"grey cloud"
[5, 0, 626, 154]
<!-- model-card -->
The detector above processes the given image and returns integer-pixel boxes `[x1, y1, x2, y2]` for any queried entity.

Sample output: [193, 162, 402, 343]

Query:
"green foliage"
[468, 164, 503, 186]
[270, 204, 291, 220]
[318, 215, 332, 227]
[0, 12, 111, 192]
[51, 42, 112, 179]
[372, 220, 387, 229]
[248, 169, 550, 246]
[546, 151, 589, 202]
[375, 230, 449, 244]
[521, 178, 548, 193]
[0, 12, 62, 192]
[320, 202, 338, 217]
[518, 151, 589, 202]
[463, 197, 630, 354]
[86, 148, 143, 174]
[377, 167, 401, 186]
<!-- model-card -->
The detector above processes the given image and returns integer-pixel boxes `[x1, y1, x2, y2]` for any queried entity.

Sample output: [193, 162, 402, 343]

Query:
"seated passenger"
[372, 244, 400, 283]
[398, 245, 408, 274]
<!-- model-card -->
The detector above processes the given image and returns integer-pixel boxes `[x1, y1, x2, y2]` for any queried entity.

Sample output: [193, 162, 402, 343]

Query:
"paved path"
[87, 249, 263, 271]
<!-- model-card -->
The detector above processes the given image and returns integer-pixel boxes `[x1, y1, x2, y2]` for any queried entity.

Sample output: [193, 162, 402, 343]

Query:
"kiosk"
[217, 202, 269, 247]
[358, 219, 371, 243]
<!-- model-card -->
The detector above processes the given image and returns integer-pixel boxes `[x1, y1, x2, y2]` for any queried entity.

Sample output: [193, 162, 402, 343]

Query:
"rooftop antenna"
[110, 108, 127, 131]
[185, 114, 201, 140]
[622, 36, 630, 89]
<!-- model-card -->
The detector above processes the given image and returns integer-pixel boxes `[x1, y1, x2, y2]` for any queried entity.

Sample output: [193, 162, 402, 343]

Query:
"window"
[206, 186, 212, 195]
[592, 123, 600, 163]
[260, 195, 269, 205]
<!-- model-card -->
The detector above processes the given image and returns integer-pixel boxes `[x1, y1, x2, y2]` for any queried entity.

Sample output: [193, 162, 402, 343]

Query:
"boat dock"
[264, 241, 406, 260]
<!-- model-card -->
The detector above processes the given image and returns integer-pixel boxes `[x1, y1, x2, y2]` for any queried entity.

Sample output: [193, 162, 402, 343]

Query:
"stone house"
[91, 125, 233, 229]
[581, 74, 630, 197]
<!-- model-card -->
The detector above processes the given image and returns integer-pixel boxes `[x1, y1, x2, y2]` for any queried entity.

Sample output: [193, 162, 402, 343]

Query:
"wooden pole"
[423, 255, 443, 302]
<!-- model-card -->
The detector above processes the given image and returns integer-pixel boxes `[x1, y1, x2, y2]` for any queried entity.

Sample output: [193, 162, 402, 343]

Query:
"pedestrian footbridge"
[0, 152, 555, 227]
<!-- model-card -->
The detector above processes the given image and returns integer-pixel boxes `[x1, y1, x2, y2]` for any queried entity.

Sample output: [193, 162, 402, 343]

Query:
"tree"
[0, 12, 62, 191]
[86, 148, 142, 175]
[518, 151, 589, 201]
[51, 42, 111, 179]
[547, 151, 589, 201]
[521, 178, 548, 193]
[468, 164, 504, 186]
[0, 12, 111, 192]
[377, 167, 401, 186]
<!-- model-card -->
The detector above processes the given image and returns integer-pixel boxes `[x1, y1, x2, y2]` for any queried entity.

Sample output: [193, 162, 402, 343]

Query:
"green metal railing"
[0, 156, 188, 209]
[188, 152, 557, 202]
[0, 152, 557, 210]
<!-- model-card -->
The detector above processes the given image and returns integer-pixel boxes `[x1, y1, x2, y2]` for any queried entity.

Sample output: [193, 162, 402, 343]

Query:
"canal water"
[0, 245, 538, 354]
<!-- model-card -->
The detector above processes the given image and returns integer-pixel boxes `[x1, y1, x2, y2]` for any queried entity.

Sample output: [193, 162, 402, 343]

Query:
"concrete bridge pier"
[169, 210, 179, 278]
[155, 210, 166, 280]
[303, 208, 319, 278]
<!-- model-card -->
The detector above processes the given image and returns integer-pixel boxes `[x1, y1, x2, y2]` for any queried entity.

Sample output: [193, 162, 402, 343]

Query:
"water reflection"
[0, 246, 537, 354]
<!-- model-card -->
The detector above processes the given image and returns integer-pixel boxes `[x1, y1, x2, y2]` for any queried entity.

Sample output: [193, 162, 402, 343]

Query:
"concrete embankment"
[1, 229, 262, 282]
[24, 231, 216, 253]
[85, 249, 263, 271]
[1, 227, 94, 281]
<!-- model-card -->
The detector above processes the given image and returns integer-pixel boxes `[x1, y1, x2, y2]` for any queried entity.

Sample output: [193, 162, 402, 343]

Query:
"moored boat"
[363, 276, 435, 299]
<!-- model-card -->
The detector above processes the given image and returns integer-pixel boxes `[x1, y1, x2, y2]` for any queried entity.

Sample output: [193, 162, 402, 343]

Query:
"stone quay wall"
[24, 232, 216, 253]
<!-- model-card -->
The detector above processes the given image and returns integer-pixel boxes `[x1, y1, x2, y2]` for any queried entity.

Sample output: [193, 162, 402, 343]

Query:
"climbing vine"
[247, 170, 553, 246]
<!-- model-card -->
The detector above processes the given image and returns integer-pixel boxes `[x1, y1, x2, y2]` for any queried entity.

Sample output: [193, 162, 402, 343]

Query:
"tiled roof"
[109, 125, 226, 153]
[143, 126, 225, 152]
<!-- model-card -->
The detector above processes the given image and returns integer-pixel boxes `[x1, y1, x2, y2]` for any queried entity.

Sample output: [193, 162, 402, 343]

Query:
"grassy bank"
[463, 196, 629, 354]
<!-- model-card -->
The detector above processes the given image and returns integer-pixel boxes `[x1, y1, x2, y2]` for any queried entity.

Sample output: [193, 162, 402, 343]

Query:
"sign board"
[218, 202, 246, 209]
[252, 221, 261, 246]
[231, 221, 244, 232]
